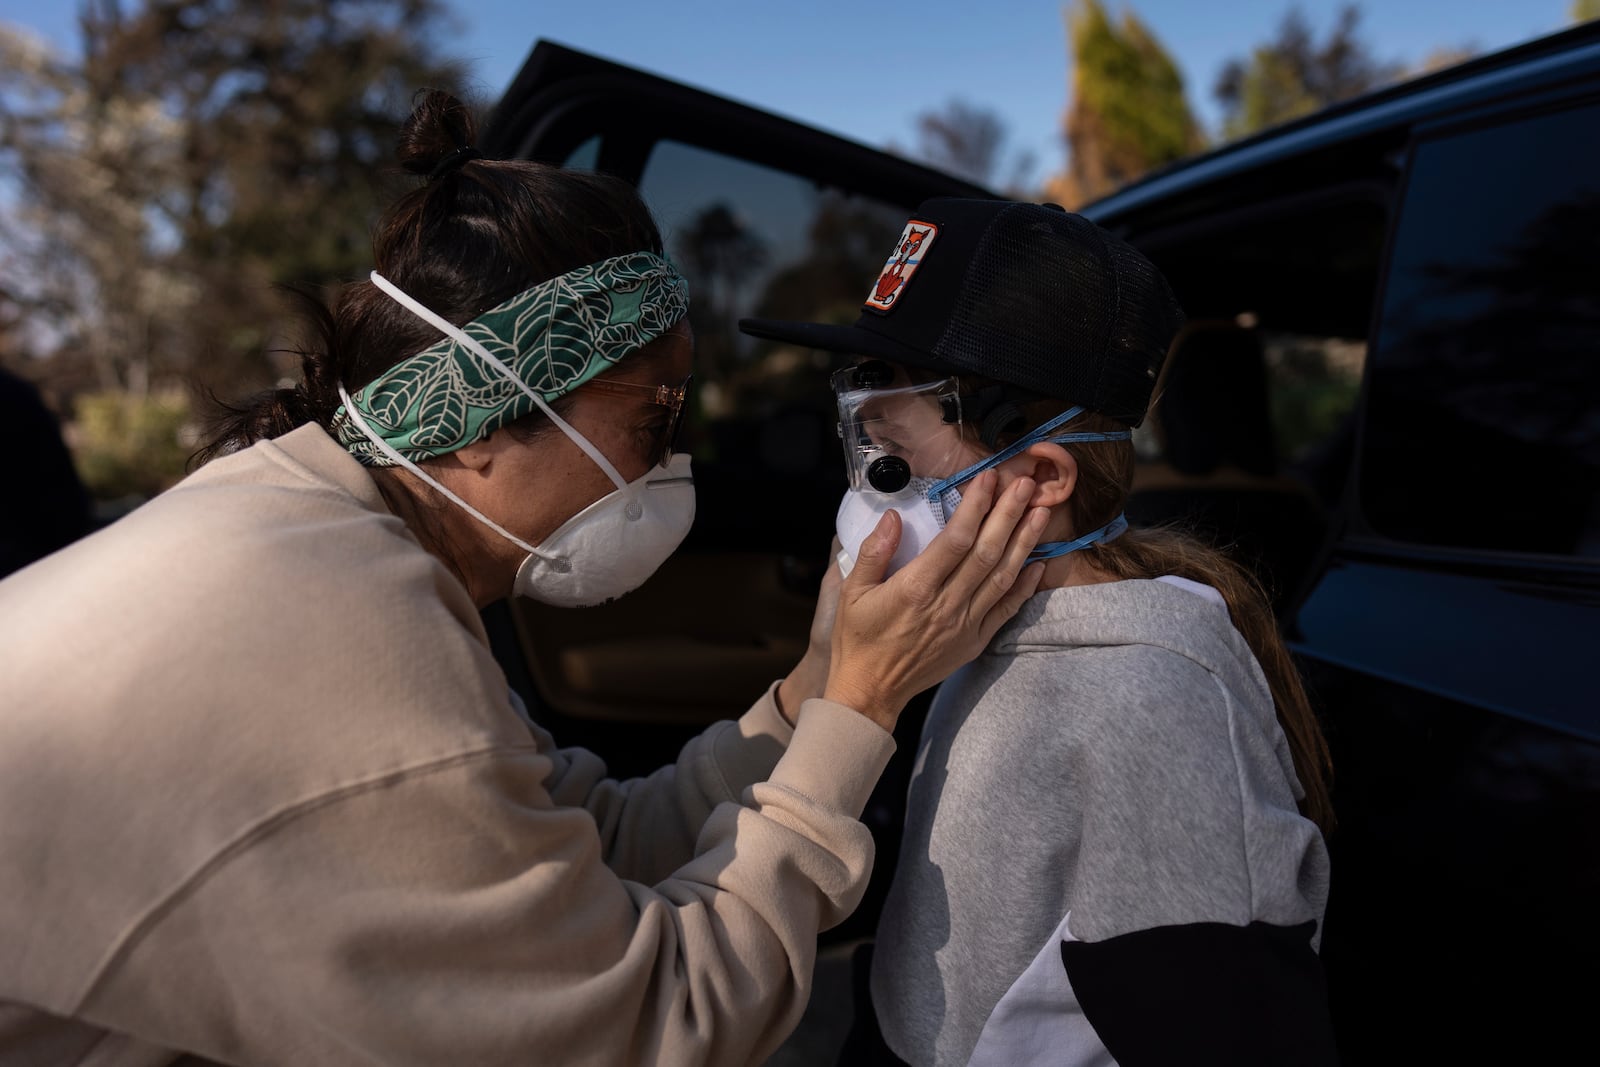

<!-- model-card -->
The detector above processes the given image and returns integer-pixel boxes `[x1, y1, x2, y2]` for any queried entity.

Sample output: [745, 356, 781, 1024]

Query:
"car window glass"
[638, 140, 905, 424]
[1263, 332, 1365, 464]
[1264, 330, 1366, 505]
[1133, 322, 1367, 500]
[1360, 101, 1600, 558]
[633, 140, 908, 553]
[563, 136, 600, 171]
[1137, 197, 1385, 508]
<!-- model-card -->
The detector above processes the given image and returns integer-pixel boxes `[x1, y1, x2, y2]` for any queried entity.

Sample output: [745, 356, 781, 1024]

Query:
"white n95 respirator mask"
[338, 384, 695, 609]
[510, 452, 695, 606]
[339, 272, 696, 608]
[830, 361, 966, 578]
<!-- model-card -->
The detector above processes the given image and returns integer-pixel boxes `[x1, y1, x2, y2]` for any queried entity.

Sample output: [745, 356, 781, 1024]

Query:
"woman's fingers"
[965, 504, 1050, 620]
[894, 470, 1047, 613]
[940, 475, 1045, 607]
[842, 509, 900, 592]
[904, 470, 998, 593]
[823, 474, 1051, 731]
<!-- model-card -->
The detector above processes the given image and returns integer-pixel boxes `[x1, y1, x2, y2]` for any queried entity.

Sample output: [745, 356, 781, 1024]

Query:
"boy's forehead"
[847, 357, 921, 388]
[860, 389, 933, 419]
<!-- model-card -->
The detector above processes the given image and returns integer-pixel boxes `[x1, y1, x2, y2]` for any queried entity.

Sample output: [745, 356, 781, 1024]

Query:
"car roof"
[484, 40, 996, 205]
[1084, 20, 1600, 225]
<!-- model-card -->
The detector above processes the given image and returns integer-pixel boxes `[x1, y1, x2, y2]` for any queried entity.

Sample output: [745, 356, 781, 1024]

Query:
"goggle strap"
[1030, 513, 1131, 560]
[928, 406, 1083, 500]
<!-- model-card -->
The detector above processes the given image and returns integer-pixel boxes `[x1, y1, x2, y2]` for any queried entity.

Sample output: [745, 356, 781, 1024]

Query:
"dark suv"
[481, 24, 1600, 1065]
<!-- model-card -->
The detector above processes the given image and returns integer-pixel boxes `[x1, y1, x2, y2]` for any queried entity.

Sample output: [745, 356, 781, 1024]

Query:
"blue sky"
[0, 1, 1580, 186]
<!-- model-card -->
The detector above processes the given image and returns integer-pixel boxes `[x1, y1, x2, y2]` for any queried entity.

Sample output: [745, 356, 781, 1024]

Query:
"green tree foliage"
[71, 388, 194, 501]
[1214, 4, 1402, 141]
[0, 0, 463, 494]
[1051, 0, 1202, 208]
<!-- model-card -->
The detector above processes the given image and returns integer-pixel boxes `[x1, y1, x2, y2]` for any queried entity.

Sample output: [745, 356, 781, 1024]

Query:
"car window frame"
[483, 42, 998, 203]
[1331, 86, 1600, 581]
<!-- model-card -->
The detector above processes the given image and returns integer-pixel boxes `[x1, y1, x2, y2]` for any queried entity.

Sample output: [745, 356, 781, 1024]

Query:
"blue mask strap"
[1030, 513, 1129, 561]
[927, 405, 1132, 503]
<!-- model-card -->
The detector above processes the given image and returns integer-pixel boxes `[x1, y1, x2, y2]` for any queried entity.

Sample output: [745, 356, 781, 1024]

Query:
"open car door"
[478, 42, 992, 936]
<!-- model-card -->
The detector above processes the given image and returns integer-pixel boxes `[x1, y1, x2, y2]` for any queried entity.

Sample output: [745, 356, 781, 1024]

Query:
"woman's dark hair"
[199, 89, 664, 461]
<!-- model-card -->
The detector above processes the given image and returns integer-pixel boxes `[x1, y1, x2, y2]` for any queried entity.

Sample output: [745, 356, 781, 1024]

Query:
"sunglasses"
[582, 373, 692, 467]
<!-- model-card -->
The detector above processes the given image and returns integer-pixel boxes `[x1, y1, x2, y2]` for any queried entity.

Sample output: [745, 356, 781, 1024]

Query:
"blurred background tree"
[1213, 4, 1402, 141]
[0, 0, 463, 503]
[1412, 43, 1479, 76]
[889, 97, 1040, 204]
[907, 98, 1038, 197]
[910, 100, 1004, 187]
[1574, 0, 1600, 22]
[1047, 0, 1202, 208]
[0, 0, 1564, 511]
[675, 202, 768, 406]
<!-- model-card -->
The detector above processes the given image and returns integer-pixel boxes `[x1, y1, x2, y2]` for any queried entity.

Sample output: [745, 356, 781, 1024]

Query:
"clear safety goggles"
[831, 360, 968, 495]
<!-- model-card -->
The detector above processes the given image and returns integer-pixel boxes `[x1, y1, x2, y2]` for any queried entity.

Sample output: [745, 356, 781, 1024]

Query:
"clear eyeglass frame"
[582, 374, 693, 467]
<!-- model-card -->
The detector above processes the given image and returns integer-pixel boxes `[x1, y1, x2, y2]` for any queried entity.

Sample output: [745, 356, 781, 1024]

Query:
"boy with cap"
[741, 199, 1338, 1066]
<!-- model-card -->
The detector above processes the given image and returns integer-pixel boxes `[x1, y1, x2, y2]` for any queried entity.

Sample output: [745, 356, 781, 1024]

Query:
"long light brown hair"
[970, 387, 1336, 834]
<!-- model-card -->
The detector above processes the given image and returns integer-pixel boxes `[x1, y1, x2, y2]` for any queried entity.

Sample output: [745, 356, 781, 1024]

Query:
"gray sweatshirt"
[871, 578, 1333, 1066]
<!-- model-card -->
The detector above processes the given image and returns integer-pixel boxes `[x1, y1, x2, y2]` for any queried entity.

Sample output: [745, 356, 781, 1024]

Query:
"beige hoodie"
[0, 423, 894, 1066]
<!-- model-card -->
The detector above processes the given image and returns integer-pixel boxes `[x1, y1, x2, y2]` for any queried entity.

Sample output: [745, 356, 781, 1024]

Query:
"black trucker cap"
[739, 197, 1184, 427]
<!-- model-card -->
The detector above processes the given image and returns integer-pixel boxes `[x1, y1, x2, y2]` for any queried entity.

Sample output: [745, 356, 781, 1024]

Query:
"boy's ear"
[1021, 442, 1078, 508]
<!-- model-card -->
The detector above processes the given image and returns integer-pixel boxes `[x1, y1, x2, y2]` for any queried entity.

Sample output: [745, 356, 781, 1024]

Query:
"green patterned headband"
[332, 251, 689, 465]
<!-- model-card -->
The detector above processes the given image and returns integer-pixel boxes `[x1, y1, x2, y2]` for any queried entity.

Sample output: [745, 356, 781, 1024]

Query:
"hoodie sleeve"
[525, 681, 796, 886]
[75, 699, 895, 1067]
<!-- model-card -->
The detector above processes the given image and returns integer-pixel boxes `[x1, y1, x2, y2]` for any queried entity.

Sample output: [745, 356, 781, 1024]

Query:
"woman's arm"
[527, 682, 796, 886]
[536, 475, 1045, 886]
[78, 704, 894, 1067]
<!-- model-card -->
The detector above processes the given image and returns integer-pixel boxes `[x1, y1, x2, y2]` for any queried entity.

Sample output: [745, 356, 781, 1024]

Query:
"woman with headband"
[0, 92, 1048, 1066]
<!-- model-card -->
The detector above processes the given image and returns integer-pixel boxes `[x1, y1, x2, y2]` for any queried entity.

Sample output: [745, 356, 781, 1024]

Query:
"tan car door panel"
[510, 550, 814, 725]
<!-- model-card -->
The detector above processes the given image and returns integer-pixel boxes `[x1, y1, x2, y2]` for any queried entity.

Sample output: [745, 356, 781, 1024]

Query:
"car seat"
[1127, 319, 1330, 618]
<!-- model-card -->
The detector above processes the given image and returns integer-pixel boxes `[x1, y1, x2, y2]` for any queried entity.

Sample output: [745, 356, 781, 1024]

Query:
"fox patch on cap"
[864, 220, 938, 312]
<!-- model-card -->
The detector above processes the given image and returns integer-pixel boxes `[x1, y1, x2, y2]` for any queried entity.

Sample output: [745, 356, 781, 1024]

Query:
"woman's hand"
[823, 471, 1048, 731]
[775, 539, 843, 725]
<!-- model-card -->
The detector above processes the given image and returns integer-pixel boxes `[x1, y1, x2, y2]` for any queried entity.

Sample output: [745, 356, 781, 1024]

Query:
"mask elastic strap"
[368, 270, 629, 491]
[927, 406, 1132, 502]
[1030, 513, 1130, 561]
[336, 382, 553, 561]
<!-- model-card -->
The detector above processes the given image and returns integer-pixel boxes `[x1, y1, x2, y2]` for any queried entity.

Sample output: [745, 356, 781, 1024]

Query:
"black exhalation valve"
[867, 455, 911, 493]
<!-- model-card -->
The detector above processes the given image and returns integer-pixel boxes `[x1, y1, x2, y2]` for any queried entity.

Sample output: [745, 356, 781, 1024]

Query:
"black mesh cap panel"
[1100, 235, 1186, 426]
[740, 198, 1185, 426]
[931, 205, 1180, 426]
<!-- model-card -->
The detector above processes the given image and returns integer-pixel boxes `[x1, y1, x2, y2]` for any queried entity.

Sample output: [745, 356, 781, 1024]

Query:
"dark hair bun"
[397, 89, 479, 178]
